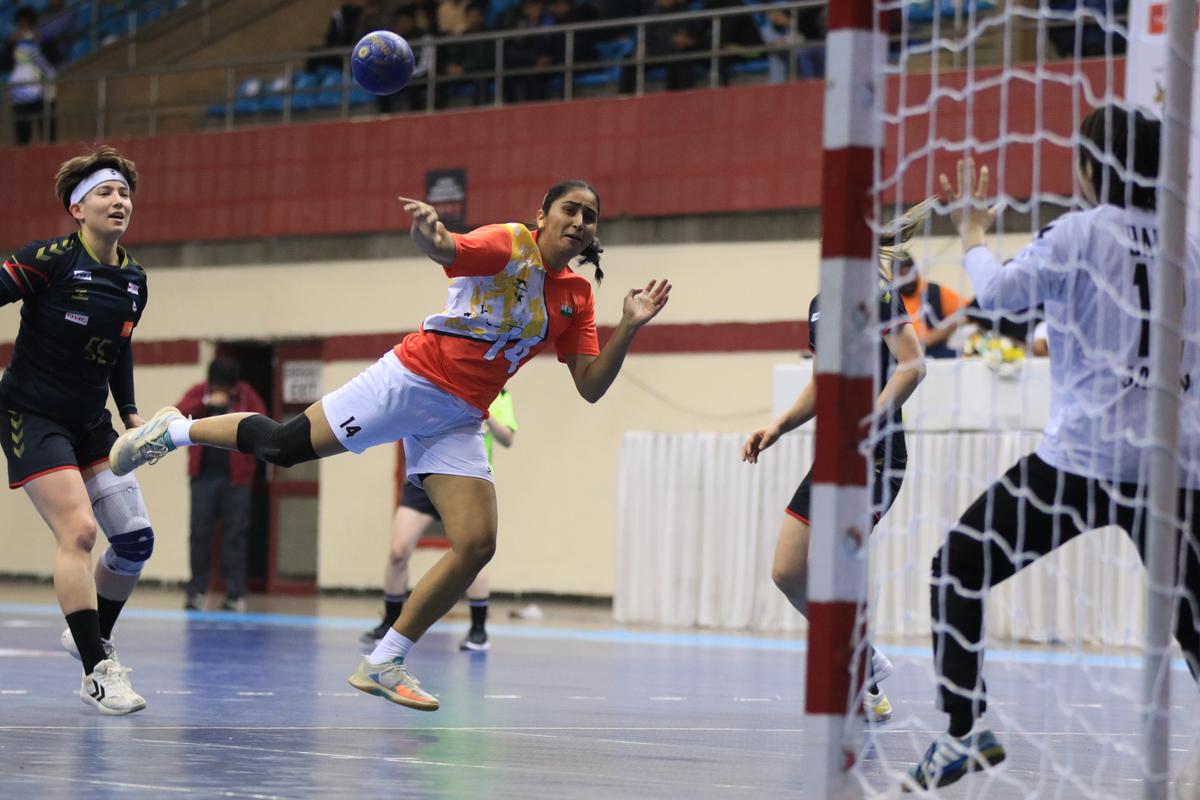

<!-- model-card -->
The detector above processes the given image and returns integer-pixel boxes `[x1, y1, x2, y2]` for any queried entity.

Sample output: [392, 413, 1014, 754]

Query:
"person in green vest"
[361, 388, 517, 651]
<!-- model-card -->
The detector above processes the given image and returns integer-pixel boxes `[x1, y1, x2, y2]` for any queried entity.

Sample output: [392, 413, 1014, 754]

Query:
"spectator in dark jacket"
[1, 6, 62, 145]
[177, 358, 267, 612]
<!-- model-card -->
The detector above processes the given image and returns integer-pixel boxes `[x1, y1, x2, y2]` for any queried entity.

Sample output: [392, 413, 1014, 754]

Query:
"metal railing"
[2, 0, 1128, 146]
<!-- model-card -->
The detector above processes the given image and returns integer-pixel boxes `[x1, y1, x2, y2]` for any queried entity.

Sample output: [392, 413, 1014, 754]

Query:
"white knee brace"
[86, 470, 154, 577]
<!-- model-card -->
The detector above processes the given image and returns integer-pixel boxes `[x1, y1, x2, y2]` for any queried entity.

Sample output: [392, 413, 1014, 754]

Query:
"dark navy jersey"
[0, 232, 147, 423]
[807, 277, 911, 424]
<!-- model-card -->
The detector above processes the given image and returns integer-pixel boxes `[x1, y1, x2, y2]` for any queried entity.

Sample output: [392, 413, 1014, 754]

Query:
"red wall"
[0, 60, 1122, 247]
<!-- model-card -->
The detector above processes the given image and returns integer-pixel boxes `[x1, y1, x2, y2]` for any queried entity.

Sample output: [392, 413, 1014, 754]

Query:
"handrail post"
[635, 21, 646, 96]
[282, 61, 293, 125]
[494, 38, 505, 107]
[564, 29, 575, 101]
[709, 16, 721, 89]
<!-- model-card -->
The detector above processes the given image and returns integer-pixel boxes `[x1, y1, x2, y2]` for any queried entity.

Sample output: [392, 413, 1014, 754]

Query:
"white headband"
[69, 168, 129, 207]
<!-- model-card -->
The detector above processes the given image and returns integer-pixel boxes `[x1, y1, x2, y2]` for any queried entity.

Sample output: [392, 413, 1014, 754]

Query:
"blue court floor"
[1, 598, 1197, 799]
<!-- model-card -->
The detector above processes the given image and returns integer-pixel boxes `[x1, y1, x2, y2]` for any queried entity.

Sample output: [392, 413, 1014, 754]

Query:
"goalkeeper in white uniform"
[906, 105, 1200, 790]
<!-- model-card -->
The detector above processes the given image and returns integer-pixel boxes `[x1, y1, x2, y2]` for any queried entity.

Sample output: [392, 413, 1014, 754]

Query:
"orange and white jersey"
[396, 223, 600, 414]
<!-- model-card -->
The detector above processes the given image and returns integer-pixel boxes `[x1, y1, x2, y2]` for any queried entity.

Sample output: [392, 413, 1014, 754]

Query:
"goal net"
[807, 1, 1200, 797]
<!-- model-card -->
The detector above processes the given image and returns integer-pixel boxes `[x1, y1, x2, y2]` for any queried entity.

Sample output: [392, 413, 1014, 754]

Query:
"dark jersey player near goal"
[744, 252, 926, 724]
[0, 145, 156, 715]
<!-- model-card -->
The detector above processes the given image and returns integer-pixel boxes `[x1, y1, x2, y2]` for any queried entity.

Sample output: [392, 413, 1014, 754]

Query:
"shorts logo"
[73, 270, 92, 281]
[8, 411, 24, 458]
[65, 312, 89, 326]
[127, 282, 139, 295]
[120, 320, 134, 337]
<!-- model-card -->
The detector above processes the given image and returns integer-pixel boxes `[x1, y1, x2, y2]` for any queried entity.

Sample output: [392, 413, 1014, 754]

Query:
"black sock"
[469, 597, 488, 631]
[97, 595, 126, 641]
[65, 610, 107, 675]
[948, 709, 975, 739]
[383, 594, 406, 628]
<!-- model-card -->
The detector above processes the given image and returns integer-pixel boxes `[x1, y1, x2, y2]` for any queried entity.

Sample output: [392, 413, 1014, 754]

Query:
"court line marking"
[0, 771, 285, 799]
[126, 737, 771, 793]
[3, 725, 1193, 740]
[0, 601, 1191, 674]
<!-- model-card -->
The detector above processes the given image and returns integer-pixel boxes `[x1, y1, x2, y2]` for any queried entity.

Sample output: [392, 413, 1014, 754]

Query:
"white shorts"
[320, 353, 491, 485]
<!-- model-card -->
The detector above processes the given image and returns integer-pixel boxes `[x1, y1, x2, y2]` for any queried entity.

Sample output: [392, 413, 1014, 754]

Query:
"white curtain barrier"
[615, 430, 1149, 648]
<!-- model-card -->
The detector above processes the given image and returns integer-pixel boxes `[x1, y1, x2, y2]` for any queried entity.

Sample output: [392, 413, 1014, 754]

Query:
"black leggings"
[932, 453, 1200, 723]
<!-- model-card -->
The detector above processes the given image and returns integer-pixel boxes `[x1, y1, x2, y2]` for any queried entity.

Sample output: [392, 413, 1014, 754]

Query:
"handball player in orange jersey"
[109, 179, 671, 710]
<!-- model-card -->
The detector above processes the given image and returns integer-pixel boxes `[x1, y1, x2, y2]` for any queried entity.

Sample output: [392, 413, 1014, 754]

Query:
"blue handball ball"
[351, 31, 415, 95]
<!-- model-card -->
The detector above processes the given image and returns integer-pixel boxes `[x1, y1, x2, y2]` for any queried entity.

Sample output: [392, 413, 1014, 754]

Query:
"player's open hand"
[398, 196, 450, 247]
[742, 424, 781, 464]
[939, 158, 1000, 248]
[622, 279, 671, 328]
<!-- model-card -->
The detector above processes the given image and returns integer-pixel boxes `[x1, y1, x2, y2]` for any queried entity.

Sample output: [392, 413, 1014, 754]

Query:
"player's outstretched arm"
[875, 323, 926, 416]
[742, 380, 816, 464]
[398, 196, 456, 266]
[565, 279, 671, 403]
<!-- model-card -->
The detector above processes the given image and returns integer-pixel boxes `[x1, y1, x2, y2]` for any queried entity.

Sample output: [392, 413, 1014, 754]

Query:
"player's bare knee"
[62, 515, 99, 553]
[772, 564, 805, 597]
[453, 529, 497, 568]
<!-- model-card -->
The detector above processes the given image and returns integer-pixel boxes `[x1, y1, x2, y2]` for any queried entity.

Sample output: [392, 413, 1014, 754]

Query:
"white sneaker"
[109, 406, 184, 476]
[61, 627, 118, 664]
[80, 659, 146, 715]
[870, 647, 894, 685]
[864, 688, 894, 723]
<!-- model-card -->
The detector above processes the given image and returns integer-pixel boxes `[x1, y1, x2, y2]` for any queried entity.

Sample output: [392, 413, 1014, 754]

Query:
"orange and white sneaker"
[347, 656, 439, 711]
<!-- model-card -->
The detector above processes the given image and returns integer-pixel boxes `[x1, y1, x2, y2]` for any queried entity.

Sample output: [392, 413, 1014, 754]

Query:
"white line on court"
[0, 771, 286, 799]
[127, 737, 771, 794]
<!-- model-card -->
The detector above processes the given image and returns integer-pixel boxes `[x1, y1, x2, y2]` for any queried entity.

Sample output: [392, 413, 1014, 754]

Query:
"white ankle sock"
[369, 629, 415, 664]
[166, 419, 193, 448]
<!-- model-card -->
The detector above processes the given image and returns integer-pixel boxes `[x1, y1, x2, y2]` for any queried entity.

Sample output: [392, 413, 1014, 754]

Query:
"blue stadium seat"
[68, 38, 92, 62]
[314, 69, 344, 109]
[574, 37, 632, 88]
[232, 77, 264, 115]
[727, 58, 768, 76]
[290, 72, 320, 111]
[908, 0, 997, 23]
[259, 75, 290, 113]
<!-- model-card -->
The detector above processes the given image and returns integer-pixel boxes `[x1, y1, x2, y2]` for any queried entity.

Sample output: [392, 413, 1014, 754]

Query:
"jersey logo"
[72, 287, 88, 302]
[36, 241, 67, 261]
[559, 304, 574, 318]
[65, 312, 89, 326]
[73, 270, 92, 281]
[127, 282, 139, 295]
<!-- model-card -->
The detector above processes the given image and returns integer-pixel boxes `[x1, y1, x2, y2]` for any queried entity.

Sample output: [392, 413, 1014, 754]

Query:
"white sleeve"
[963, 218, 1073, 311]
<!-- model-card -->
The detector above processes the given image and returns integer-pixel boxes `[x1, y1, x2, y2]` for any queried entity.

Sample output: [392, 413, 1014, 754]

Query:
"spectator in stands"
[308, 0, 369, 73]
[2, 6, 61, 145]
[757, 4, 824, 82]
[894, 250, 967, 359]
[548, 0, 602, 64]
[707, 0, 768, 83]
[645, 0, 709, 91]
[438, 0, 472, 35]
[503, 0, 560, 103]
[1047, 0, 1128, 58]
[440, 3, 495, 106]
[176, 358, 267, 613]
[377, 6, 434, 113]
